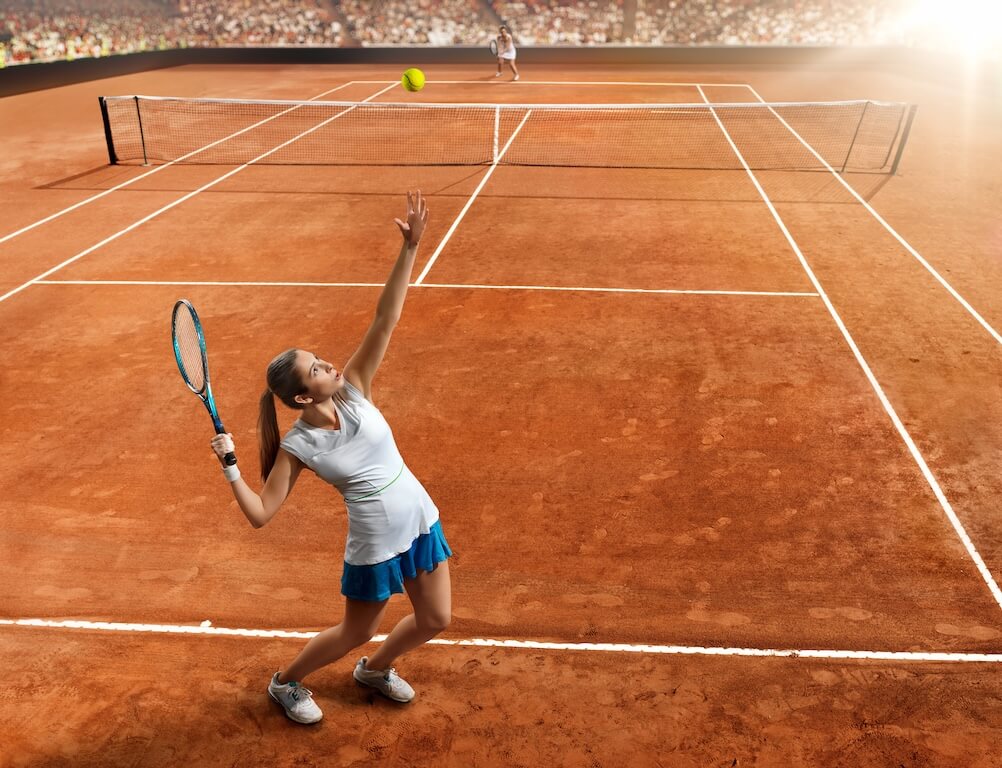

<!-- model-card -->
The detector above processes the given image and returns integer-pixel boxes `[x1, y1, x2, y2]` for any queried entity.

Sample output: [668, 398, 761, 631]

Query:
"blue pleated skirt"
[341, 520, 452, 602]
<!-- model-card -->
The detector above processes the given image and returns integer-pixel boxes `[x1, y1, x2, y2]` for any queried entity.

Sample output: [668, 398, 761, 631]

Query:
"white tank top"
[280, 379, 439, 566]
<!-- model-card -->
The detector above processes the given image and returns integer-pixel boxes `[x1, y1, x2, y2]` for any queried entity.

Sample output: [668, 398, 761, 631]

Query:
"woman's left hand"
[394, 190, 429, 247]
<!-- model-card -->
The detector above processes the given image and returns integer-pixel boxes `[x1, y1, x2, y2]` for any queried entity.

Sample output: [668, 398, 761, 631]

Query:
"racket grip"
[223, 451, 237, 466]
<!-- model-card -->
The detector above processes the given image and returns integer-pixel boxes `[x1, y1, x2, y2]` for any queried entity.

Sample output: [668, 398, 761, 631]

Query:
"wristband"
[222, 463, 241, 483]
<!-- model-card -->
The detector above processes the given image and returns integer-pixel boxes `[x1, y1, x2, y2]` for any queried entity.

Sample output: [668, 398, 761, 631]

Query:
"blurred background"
[1, 0, 999, 67]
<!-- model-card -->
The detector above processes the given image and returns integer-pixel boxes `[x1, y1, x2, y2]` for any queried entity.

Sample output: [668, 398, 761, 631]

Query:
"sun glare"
[898, 0, 1002, 58]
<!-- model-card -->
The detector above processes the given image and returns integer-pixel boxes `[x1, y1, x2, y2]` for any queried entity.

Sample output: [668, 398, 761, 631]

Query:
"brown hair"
[258, 348, 306, 481]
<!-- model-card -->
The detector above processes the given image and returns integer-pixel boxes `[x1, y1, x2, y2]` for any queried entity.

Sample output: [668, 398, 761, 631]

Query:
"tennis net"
[99, 95, 916, 173]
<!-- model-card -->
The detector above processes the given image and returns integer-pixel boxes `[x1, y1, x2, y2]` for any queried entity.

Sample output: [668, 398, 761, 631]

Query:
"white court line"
[414, 110, 534, 284]
[0, 81, 359, 247]
[418, 282, 818, 297]
[352, 80, 749, 87]
[743, 84, 1002, 347]
[0, 83, 397, 307]
[696, 85, 1002, 612]
[2, 618, 999, 664]
[35, 279, 818, 298]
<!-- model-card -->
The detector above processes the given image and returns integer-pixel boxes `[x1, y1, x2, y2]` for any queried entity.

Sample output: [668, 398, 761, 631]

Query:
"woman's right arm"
[212, 434, 303, 528]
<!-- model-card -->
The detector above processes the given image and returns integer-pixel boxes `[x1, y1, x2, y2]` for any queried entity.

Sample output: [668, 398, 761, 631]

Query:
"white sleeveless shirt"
[280, 379, 440, 566]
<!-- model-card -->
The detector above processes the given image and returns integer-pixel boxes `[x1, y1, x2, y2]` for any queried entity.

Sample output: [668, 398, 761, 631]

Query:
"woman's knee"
[417, 607, 451, 634]
[342, 626, 377, 649]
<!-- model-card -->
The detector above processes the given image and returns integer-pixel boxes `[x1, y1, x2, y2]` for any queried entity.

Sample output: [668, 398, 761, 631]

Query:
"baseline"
[2, 618, 999, 664]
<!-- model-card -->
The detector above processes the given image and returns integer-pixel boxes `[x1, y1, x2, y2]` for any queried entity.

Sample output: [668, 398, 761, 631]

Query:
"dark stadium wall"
[0, 46, 995, 98]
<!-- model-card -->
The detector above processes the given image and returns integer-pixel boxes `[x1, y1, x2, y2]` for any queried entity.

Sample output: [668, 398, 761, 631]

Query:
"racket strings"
[174, 310, 207, 391]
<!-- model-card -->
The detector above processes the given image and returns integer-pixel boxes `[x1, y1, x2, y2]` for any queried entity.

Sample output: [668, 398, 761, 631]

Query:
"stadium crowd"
[628, 0, 903, 46]
[0, 0, 344, 64]
[0, 0, 957, 65]
[0, 0, 180, 65]
[339, 0, 493, 46]
[489, 0, 905, 46]
[177, 0, 344, 47]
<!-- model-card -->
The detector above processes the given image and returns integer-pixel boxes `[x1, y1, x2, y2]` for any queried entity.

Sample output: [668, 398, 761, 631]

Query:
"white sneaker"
[513, 74, 520, 81]
[353, 657, 415, 703]
[268, 672, 323, 724]
[494, 71, 501, 77]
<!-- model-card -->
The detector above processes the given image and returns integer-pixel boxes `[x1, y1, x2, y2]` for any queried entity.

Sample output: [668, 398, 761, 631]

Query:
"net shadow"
[36, 166, 896, 205]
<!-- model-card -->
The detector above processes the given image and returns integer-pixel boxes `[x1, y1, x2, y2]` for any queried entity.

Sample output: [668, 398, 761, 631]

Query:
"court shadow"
[36, 164, 137, 191]
[34, 164, 896, 205]
[751, 169, 893, 204]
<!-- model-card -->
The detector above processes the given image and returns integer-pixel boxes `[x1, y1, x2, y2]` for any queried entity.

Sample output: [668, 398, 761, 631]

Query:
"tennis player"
[495, 25, 520, 81]
[210, 191, 452, 725]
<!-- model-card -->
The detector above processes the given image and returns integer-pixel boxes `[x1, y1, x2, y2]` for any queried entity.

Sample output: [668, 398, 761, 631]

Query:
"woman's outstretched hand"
[394, 190, 429, 247]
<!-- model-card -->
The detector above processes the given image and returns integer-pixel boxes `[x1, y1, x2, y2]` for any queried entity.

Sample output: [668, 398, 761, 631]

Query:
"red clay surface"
[1, 62, 1000, 766]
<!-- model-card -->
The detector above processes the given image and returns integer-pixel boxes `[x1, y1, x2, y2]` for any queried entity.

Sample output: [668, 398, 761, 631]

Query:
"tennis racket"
[489, 39, 498, 56]
[171, 299, 236, 466]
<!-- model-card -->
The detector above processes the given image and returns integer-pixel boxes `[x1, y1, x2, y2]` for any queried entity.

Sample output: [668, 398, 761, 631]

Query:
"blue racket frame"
[172, 299, 237, 466]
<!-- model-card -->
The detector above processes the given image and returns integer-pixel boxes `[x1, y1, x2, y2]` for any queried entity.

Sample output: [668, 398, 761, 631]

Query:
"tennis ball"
[401, 68, 426, 92]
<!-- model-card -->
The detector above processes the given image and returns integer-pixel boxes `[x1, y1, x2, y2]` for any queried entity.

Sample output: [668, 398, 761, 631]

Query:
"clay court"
[1, 61, 1000, 765]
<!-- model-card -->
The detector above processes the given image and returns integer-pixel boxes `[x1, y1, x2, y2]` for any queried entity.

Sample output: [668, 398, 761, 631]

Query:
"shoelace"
[288, 684, 313, 702]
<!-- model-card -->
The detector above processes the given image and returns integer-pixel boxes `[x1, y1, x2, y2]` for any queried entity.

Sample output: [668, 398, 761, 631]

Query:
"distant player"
[495, 25, 520, 81]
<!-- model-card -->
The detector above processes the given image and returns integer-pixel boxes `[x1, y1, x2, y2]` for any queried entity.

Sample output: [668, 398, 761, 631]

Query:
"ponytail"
[259, 347, 307, 482]
[258, 389, 280, 482]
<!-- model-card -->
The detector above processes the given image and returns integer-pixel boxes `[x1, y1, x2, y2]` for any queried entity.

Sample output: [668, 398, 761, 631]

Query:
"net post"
[840, 100, 869, 174]
[493, 106, 500, 164]
[134, 95, 149, 166]
[890, 104, 918, 175]
[98, 97, 118, 165]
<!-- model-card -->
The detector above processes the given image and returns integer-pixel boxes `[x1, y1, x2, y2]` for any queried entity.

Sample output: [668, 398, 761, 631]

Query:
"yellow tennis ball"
[401, 68, 425, 92]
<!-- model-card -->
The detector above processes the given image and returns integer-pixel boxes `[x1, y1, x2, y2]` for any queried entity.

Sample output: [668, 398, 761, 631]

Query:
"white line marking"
[36, 280, 387, 288]
[0, 84, 397, 307]
[2, 619, 999, 663]
[0, 81, 358, 246]
[352, 80, 750, 88]
[743, 84, 1002, 346]
[35, 279, 819, 299]
[419, 283, 817, 297]
[414, 110, 533, 284]
[696, 85, 1002, 612]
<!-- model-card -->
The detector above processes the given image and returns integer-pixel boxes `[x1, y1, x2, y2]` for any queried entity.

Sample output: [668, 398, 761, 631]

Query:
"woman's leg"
[363, 560, 451, 671]
[496, 56, 503, 76]
[509, 59, 520, 79]
[278, 597, 388, 683]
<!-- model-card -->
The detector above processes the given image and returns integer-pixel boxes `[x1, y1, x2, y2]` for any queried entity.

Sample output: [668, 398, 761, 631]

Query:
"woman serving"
[211, 191, 452, 725]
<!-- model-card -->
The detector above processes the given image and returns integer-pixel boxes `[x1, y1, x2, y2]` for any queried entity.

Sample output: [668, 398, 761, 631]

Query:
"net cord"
[101, 95, 905, 112]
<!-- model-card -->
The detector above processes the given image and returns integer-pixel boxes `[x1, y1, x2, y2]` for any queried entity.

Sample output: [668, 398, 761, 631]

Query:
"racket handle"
[222, 451, 237, 466]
